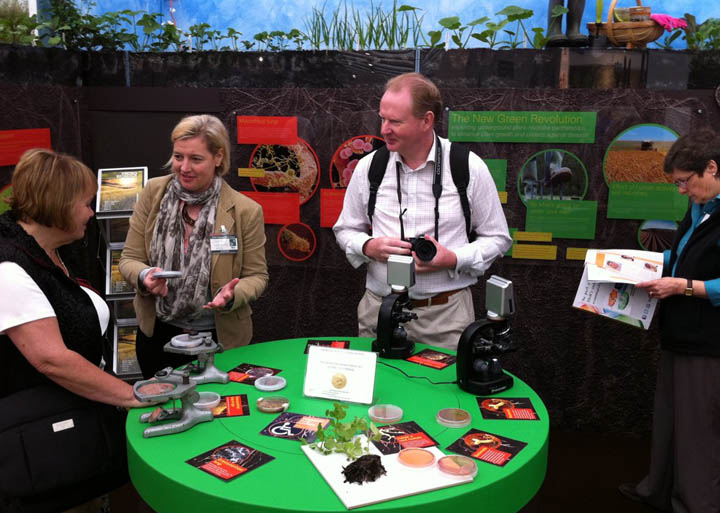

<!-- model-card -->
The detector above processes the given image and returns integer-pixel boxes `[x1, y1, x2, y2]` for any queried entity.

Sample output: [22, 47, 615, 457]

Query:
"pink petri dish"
[397, 448, 436, 468]
[438, 455, 478, 477]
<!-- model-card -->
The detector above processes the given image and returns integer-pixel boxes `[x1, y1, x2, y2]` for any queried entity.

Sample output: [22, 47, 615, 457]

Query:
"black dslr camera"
[406, 237, 437, 262]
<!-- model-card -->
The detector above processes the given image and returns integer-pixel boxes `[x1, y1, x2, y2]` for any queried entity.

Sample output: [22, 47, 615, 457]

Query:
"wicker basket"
[587, 0, 664, 49]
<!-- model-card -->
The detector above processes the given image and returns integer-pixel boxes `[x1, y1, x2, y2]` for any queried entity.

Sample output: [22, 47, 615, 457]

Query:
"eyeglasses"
[674, 174, 696, 189]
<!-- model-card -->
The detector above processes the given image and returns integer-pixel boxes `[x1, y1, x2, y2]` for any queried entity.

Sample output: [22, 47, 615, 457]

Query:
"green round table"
[127, 337, 548, 512]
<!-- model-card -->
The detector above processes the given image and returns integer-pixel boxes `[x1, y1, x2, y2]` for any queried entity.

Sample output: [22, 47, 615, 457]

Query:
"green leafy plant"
[302, 403, 381, 461]
[683, 14, 720, 50]
[0, 0, 38, 45]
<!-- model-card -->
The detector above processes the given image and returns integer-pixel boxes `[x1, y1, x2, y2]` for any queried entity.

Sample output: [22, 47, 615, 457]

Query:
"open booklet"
[573, 249, 663, 329]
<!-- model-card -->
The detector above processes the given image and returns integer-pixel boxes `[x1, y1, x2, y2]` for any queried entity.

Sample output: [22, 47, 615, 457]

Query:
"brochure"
[304, 338, 350, 354]
[573, 249, 662, 330]
[186, 440, 273, 481]
[259, 412, 330, 443]
[476, 397, 539, 420]
[228, 363, 281, 385]
[212, 395, 250, 418]
[371, 421, 438, 455]
[96, 167, 147, 218]
[446, 429, 527, 468]
[406, 348, 457, 369]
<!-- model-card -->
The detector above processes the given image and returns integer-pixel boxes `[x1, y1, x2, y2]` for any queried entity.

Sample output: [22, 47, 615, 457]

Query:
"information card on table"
[303, 346, 377, 404]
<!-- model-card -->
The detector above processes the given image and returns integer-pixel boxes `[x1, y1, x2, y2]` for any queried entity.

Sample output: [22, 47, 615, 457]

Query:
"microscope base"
[460, 373, 514, 396]
[371, 339, 415, 359]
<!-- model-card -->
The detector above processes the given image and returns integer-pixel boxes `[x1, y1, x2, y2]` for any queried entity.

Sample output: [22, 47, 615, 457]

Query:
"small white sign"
[303, 346, 377, 404]
[52, 418, 75, 433]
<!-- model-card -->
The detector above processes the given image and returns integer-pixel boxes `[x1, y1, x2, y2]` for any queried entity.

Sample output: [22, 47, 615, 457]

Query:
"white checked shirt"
[333, 135, 512, 298]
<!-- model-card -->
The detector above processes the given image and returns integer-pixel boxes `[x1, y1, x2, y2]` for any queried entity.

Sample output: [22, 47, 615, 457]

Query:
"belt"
[410, 288, 466, 308]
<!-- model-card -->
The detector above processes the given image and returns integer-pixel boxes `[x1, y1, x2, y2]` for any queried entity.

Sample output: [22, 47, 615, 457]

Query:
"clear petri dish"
[255, 375, 287, 391]
[170, 333, 204, 348]
[194, 391, 221, 411]
[438, 455, 478, 478]
[368, 404, 403, 424]
[256, 396, 290, 413]
[436, 408, 471, 428]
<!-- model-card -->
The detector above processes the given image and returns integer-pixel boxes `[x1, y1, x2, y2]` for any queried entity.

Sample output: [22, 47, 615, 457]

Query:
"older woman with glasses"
[620, 129, 720, 513]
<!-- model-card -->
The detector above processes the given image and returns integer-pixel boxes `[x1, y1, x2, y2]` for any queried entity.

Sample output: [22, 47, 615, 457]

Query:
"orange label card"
[241, 191, 300, 225]
[0, 128, 51, 166]
[237, 116, 297, 145]
[320, 188, 345, 228]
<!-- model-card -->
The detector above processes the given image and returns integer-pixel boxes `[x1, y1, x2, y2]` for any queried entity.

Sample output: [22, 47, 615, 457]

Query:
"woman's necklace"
[47, 249, 69, 276]
[182, 203, 196, 227]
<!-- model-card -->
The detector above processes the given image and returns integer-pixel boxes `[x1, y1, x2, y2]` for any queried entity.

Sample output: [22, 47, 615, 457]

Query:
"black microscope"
[372, 255, 418, 359]
[457, 275, 517, 395]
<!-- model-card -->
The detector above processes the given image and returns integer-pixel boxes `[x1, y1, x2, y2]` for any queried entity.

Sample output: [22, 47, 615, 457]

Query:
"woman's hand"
[203, 277, 240, 310]
[143, 268, 169, 297]
[636, 277, 685, 299]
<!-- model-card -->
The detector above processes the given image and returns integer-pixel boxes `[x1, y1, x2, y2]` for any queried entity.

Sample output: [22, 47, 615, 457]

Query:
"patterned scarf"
[151, 176, 221, 322]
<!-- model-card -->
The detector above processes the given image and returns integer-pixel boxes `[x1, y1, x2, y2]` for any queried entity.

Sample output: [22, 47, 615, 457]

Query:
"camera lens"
[412, 238, 437, 262]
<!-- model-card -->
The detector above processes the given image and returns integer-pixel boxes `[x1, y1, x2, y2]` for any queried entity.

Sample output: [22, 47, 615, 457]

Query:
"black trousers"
[635, 350, 720, 513]
[135, 317, 218, 379]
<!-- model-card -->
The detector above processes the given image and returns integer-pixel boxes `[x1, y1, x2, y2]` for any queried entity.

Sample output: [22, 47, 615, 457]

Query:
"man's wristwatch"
[684, 278, 693, 297]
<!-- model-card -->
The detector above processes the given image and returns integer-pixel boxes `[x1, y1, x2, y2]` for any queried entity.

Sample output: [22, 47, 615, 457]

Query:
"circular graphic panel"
[329, 135, 385, 188]
[0, 185, 12, 215]
[517, 149, 588, 204]
[277, 222, 317, 262]
[603, 124, 678, 185]
[638, 219, 678, 252]
[249, 138, 320, 205]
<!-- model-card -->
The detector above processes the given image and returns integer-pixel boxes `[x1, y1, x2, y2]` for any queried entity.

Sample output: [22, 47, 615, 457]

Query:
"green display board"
[449, 111, 596, 143]
[525, 200, 597, 240]
[485, 159, 507, 191]
[607, 183, 688, 221]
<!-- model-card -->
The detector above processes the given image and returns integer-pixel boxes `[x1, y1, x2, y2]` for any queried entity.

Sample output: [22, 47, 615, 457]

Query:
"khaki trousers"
[357, 288, 474, 350]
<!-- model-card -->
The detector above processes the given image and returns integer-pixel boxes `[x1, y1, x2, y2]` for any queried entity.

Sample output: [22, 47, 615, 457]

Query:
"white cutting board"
[301, 441, 474, 510]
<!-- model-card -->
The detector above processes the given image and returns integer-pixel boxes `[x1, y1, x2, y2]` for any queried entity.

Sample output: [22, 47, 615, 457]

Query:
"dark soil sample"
[341, 454, 387, 485]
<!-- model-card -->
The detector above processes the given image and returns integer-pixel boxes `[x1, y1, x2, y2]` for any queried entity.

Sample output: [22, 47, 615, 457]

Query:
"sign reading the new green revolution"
[525, 200, 597, 239]
[607, 183, 688, 221]
[449, 111, 597, 143]
[485, 159, 507, 191]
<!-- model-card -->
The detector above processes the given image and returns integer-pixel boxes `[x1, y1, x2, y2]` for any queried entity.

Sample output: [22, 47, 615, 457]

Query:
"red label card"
[237, 116, 297, 145]
[0, 128, 51, 166]
[241, 191, 300, 225]
[395, 432, 435, 449]
[472, 447, 512, 466]
[200, 459, 247, 479]
[320, 188, 345, 228]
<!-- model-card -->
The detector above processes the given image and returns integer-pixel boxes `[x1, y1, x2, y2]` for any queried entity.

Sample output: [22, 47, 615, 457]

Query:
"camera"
[406, 237, 437, 262]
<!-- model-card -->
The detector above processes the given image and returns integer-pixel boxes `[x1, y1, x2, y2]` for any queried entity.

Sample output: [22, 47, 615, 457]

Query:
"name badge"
[210, 234, 238, 253]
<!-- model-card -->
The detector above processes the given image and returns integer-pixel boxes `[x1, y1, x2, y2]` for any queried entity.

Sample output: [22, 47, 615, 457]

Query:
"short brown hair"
[9, 148, 96, 231]
[664, 128, 720, 176]
[168, 114, 231, 176]
[385, 72, 443, 123]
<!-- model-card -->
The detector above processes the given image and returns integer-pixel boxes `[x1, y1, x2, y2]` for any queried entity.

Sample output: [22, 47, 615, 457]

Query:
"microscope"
[372, 255, 417, 359]
[457, 276, 517, 395]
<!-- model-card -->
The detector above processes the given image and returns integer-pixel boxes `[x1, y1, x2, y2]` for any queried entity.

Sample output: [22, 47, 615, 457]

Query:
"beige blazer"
[119, 175, 268, 349]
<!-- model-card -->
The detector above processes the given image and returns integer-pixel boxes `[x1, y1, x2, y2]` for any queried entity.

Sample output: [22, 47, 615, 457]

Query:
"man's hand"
[143, 268, 169, 297]
[203, 278, 240, 310]
[363, 237, 412, 262]
[413, 235, 457, 273]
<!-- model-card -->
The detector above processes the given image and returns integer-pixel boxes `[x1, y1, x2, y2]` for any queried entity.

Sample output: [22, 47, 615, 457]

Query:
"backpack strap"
[449, 143, 475, 242]
[367, 145, 390, 231]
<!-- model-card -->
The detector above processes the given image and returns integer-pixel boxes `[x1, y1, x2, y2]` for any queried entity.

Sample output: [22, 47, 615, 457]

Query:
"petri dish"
[436, 408, 471, 428]
[368, 404, 403, 424]
[398, 448, 436, 468]
[169, 333, 204, 348]
[438, 455, 478, 477]
[194, 391, 221, 411]
[136, 382, 175, 396]
[255, 375, 287, 391]
[257, 396, 290, 413]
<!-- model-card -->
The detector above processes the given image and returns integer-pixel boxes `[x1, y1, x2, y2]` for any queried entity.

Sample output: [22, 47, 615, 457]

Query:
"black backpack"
[367, 143, 476, 242]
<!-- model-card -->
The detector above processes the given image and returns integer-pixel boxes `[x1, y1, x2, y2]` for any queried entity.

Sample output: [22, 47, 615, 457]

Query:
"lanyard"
[395, 135, 442, 241]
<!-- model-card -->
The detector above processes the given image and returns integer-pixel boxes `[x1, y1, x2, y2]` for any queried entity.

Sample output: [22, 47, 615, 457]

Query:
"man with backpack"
[333, 72, 511, 348]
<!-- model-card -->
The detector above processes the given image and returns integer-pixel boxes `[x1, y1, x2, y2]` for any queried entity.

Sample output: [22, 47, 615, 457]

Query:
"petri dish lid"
[170, 333, 204, 348]
[255, 375, 286, 391]
[436, 408, 471, 428]
[257, 396, 290, 413]
[438, 455, 477, 477]
[368, 404, 403, 424]
[397, 448, 436, 468]
[194, 391, 221, 411]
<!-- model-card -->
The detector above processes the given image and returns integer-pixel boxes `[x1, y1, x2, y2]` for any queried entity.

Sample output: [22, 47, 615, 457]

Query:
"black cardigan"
[659, 205, 720, 356]
[0, 212, 104, 398]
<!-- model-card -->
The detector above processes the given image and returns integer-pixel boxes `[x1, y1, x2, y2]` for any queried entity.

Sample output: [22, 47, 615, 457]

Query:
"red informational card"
[476, 397, 540, 421]
[372, 421, 438, 455]
[241, 191, 300, 225]
[237, 116, 297, 145]
[0, 128, 51, 166]
[213, 395, 250, 418]
[228, 363, 282, 385]
[320, 188, 345, 228]
[446, 429, 527, 468]
[186, 440, 274, 481]
[406, 348, 457, 369]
